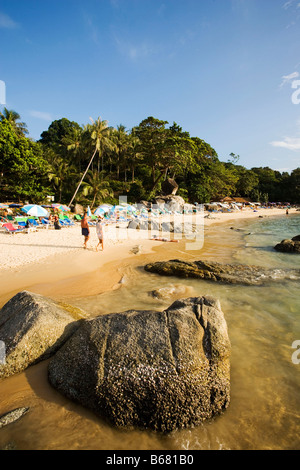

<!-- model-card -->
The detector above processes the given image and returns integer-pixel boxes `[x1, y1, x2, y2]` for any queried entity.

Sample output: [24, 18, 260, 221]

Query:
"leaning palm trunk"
[69, 147, 97, 207]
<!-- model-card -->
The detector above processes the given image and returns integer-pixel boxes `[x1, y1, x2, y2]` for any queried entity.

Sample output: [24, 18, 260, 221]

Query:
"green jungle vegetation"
[0, 108, 299, 207]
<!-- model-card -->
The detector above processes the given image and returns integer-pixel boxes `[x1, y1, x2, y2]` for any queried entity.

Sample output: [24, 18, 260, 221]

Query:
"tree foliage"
[0, 112, 299, 205]
[0, 120, 49, 201]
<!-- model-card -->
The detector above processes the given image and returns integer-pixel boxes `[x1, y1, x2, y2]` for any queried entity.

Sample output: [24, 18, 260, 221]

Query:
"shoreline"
[0, 207, 298, 307]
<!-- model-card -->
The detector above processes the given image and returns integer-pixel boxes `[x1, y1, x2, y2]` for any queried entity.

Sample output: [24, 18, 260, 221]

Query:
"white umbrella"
[94, 207, 105, 216]
[87, 206, 92, 217]
[22, 204, 49, 217]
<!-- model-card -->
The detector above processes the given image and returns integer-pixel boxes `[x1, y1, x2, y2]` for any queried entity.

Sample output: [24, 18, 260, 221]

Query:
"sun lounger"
[3, 223, 26, 234]
[41, 218, 52, 229]
[62, 218, 73, 227]
[63, 217, 75, 226]
[58, 219, 68, 227]
[28, 219, 43, 229]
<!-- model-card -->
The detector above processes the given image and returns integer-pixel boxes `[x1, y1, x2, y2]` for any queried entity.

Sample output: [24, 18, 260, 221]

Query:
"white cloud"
[283, 0, 295, 9]
[280, 71, 299, 87]
[29, 110, 52, 121]
[270, 137, 300, 150]
[271, 120, 300, 150]
[0, 11, 18, 29]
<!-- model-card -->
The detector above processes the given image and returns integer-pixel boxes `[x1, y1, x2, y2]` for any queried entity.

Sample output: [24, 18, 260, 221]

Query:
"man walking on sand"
[81, 212, 90, 249]
[96, 216, 104, 251]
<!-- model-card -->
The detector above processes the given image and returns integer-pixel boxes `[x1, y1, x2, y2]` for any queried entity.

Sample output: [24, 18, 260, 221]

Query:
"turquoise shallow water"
[0, 214, 299, 450]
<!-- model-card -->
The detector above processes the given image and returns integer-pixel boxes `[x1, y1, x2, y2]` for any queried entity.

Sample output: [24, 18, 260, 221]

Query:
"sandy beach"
[0, 206, 296, 306]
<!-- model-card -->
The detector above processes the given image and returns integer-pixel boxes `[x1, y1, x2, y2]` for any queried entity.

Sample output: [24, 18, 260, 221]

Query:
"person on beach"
[96, 216, 104, 251]
[54, 215, 61, 230]
[81, 212, 90, 248]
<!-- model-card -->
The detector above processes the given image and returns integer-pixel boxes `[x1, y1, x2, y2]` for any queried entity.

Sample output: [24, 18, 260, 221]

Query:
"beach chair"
[41, 218, 51, 229]
[17, 221, 26, 228]
[58, 219, 68, 227]
[63, 216, 75, 226]
[61, 218, 72, 227]
[28, 218, 43, 229]
[73, 214, 82, 222]
[2, 223, 25, 234]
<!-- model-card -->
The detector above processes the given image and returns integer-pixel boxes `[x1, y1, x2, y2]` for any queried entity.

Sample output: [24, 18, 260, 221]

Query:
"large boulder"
[161, 178, 179, 196]
[154, 195, 185, 213]
[274, 236, 300, 253]
[48, 296, 231, 433]
[144, 259, 300, 285]
[0, 291, 87, 379]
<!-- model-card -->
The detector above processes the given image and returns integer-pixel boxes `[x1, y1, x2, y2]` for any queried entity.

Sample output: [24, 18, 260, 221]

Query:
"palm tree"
[127, 129, 142, 183]
[48, 156, 76, 203]
[81, 170, 113, 208]
[68, 117, 115, 207]
[111, 124, 130, 180]
[0, 107, 28, 136]
[63, 126, 84, 172]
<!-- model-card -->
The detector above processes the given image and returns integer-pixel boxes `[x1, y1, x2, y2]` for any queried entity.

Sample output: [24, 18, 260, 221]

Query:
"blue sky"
[1, 0, 300, 172]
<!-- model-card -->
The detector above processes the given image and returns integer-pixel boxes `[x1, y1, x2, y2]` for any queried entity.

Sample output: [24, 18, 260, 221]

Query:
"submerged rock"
[274, 236, 300, 253]
[0, 407, 29, 429]
[150, 284, 194, 300]
[144, 259, 300, 285]
[0, 291, 87, 379]
[48, 296, 231, 433]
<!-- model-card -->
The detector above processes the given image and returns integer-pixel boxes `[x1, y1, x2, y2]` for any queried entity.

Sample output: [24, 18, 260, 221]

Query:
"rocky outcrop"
[48, 296, 231, 433]
[0, 291, 87, 379]
[274, 236, 300, 253]
[154, 195, 185, 213]
[144, 259, 300, 285]
[161, 178, 179, 196]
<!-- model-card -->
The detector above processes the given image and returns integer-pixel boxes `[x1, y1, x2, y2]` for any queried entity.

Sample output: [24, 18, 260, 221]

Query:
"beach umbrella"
[123, 204, 137, 212]
[0, 203, 9, 209]
[22, 204, 49, 217]
[87, 206, 92, 217]
[94, 204, 112, 215]
[94, 207, 106, 216]
[109, 205, 126, 213]
[51, 203, 70, 211]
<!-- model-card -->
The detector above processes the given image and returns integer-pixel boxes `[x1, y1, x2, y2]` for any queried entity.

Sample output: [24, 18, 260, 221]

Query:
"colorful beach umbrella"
[22, 204, 49, 217]
[0, 203, 9, 209]
[51, 203, 70, 211]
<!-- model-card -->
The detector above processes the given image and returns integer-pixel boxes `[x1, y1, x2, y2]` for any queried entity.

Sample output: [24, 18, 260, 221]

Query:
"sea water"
[0, 214, 299, 450]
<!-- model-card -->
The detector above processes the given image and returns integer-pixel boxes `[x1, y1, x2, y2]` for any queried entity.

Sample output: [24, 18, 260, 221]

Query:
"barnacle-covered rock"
[0, 291, 87, 379]
[48, 296, 231, 432]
